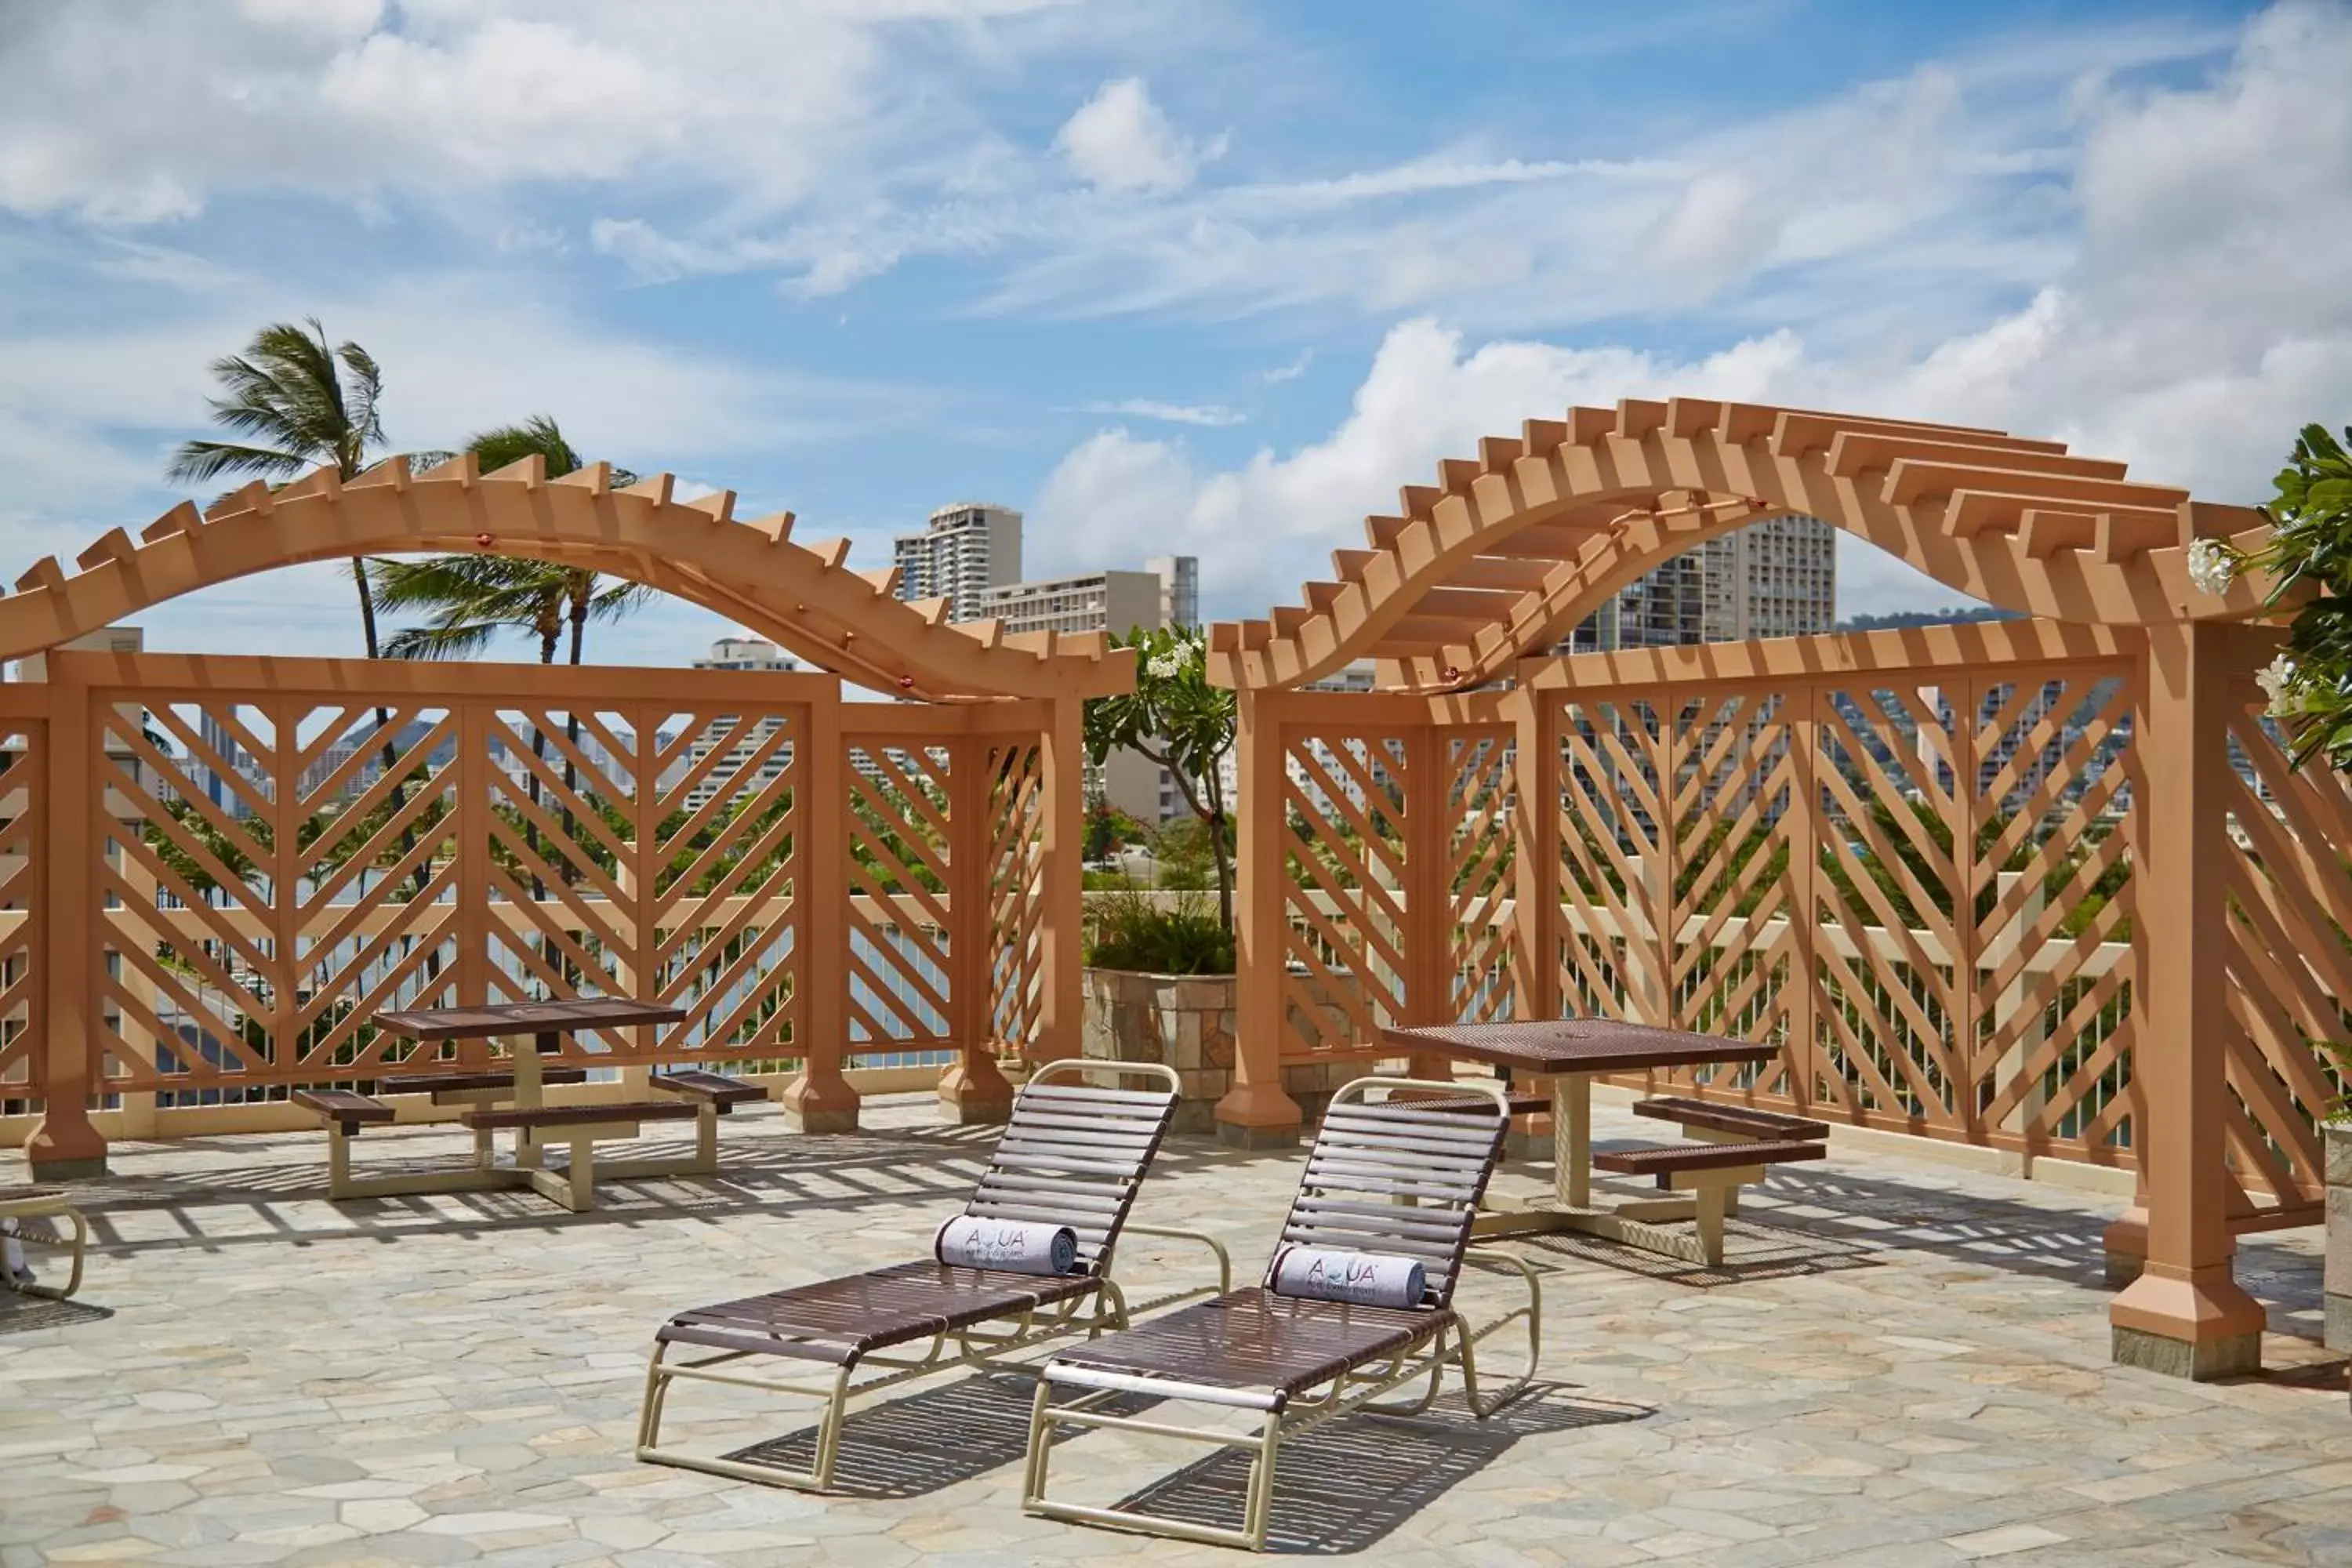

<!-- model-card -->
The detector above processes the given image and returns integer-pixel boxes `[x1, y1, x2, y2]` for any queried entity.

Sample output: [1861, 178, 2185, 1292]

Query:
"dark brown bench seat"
[1631, 1096, 1829, 1141]
[648, 1069, 766, 1110]
[290, 1087, 394, 1132]
[380, 1067, 590, 1095]
[1594, 1138, 1828, 1177]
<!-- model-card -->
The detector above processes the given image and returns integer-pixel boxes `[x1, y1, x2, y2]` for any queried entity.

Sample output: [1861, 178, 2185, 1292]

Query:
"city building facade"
[891, 503, 1022, 622]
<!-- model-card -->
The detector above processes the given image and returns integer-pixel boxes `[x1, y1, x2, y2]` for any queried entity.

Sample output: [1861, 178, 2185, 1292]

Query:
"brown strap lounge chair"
[1021, 1076, 1541, 1552]
[636, 1059, 1227, 1491]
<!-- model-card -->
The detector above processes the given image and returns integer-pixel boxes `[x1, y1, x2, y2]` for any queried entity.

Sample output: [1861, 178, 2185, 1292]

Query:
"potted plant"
[1080, 629, 1240, 1130]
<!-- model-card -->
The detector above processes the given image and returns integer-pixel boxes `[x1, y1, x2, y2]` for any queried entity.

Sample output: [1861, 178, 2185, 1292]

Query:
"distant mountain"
[1835, 606, 2020, 632]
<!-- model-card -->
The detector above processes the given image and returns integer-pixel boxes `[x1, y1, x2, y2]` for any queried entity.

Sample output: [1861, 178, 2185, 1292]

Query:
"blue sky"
[3, 0, 2347, 666]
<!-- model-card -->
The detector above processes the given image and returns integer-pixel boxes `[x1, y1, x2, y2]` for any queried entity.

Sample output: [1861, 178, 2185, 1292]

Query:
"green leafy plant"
[1084, 886, 1234, 976]
[2198, 422, 2352, 768]
[1085, 626, 1236, 931]
[2321, 1038, 2352, 1124]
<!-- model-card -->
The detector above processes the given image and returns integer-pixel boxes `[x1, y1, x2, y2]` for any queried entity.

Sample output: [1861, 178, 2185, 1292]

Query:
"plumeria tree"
[1083, 626, 1237, 931]
[2189, 422, 2352, 769]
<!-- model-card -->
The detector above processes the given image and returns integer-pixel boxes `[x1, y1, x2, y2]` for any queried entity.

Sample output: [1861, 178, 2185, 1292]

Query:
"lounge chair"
[1021, 1076, 1541, 1552]
[1, 1186, 89, 1301]
[636, 1059, 1227, 1491]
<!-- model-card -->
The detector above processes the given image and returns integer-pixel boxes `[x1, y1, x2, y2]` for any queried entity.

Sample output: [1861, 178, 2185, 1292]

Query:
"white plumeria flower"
[2185, 538, 2238, 597]
[2255, 652, 2300, 717]
[1146, 650, 1186, 680]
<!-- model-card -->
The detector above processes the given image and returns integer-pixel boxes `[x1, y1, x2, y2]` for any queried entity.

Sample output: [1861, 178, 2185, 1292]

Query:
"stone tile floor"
[2, 1095, 2347, 1566]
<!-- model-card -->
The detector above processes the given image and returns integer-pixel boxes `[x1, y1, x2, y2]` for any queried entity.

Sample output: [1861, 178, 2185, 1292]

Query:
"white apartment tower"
[684, 636, 801, 811]
[893, 503, 1023, 622]
[974, 557, 1200, 821]
[1566, 515, 1837, 650]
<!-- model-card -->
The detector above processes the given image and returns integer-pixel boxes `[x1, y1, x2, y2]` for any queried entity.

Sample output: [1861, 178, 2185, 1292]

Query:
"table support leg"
[1553, 1073, 1592, 1210]
[510, 1033, 546, 1170]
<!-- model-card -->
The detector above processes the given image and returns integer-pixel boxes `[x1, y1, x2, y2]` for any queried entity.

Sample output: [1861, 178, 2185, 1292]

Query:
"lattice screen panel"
[1280, 728, 1411, 1053]
[2219, 699, 2351, 1221]
[97, 699, 463, 1094]
[1554, 698, 1662, 1023]
[1445, 727, 1515, 1025]
[844, 742, 953, 1049]
[0, 723, 40, 1115]
[986, 741, 1046, 1054]
[1664, 688, 1799, 1098]
[636, 706, 800, 1062]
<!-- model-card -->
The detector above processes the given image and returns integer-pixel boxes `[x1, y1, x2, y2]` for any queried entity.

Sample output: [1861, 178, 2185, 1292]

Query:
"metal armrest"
[1112, 1223, 1232, 1317]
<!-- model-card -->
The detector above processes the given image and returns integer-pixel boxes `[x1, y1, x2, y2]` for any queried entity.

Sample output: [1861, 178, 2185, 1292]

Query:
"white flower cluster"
[1145, 640, 1197, 681]
[2185, 538, 2238, 597]
[2255, 652, 2300, 718]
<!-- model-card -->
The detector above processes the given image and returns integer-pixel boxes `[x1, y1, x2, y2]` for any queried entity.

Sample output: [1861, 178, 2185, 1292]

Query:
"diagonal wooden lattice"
[0, 719, 42, 1110]
[1280, 727, 1413, 1053]
[2217, 696, 2352, 1223]
[1536, 647, 2144, 1166]
[97, 699, 464, 1092]
[986, 742, 1047, 1052]
[844, 741, 954, 1047]
[1444, 727, 1515, 1025]
[1663, 688, 1799, 1099]
[1554, 698, 1663, 1024]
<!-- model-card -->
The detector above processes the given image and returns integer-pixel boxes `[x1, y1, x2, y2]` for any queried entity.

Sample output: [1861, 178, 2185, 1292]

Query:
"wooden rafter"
[1208, 397, 2281, 693]
[1, 459, 1134, 702]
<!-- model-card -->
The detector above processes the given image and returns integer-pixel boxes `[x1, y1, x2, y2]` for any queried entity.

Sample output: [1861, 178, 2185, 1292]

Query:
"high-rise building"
[684, 637, 800, 811]
[974, 557, 1200, 821]
[1566, 515, 1836, 651]
[893, 503, 1023, 622]
[1145, 554, 1200, 630]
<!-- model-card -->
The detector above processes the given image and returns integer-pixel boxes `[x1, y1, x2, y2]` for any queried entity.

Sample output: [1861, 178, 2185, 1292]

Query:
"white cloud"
[1077, 399, 1245, 427]
[1030, 3, 2352, 622]
[1261, 350, 1312, 384]
[1054, 78, 1214, 194]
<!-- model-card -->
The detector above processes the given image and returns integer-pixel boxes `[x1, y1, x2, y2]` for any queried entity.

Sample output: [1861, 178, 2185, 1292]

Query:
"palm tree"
[167, 318, 393, 657]
[377, 416, 652, 668]
[376, 416, 654, 898]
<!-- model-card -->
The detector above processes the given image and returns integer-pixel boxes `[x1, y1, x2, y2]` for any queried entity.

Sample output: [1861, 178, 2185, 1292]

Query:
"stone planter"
[1080, 964, 1371, 1134]
[2328, 1122, 2350, 1356]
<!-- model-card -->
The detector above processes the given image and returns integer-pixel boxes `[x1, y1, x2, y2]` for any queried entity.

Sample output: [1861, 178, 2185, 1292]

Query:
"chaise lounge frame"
[1022, 1076, 1541, 1552]
[636, 1058, 1229, 1492]
[1, 1186, 89, 1301]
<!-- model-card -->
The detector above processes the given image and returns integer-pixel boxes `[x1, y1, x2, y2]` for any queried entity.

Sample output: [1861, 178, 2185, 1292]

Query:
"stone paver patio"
[3, 1096, 2347, 1566]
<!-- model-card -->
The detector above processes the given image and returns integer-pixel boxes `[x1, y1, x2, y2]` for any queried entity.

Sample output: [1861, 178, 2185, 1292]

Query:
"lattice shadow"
[0, 1296, 111, 1337]
[1506, 1215, 1883, 1289]
[720, 1371, 1158, 1498]
[1109, 1384, 1650, 1555]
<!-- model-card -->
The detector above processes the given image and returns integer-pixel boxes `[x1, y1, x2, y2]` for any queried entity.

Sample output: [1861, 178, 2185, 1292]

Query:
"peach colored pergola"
[2, 456, 1127, 1193]
[1209, 398, 2342, 1381]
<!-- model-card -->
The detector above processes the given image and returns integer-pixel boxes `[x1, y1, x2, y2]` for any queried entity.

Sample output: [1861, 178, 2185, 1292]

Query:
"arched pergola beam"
[1210, 397, 2277, 693]
[3, 457, 1133, 701]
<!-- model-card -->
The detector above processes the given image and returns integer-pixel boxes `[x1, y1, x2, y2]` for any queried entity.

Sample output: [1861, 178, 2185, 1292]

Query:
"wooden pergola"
[2, 456, 1130, 1179]
[1208, 397, 2337, 1380]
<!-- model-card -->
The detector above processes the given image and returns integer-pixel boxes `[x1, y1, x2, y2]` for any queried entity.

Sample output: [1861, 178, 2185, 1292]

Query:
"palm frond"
[383, 620, 506, 661]
[166, 439, 310, 485]
[468, 415, 583, 478]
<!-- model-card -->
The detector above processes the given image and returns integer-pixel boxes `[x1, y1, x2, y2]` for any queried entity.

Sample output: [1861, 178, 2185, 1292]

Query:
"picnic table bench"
[1381, 1018, 1828, 1266]
[287, 1000, 779, 1211]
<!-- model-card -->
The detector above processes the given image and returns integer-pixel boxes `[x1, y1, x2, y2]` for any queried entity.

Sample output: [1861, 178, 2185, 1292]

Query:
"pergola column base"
[780, 1072, 860, 1134]
[1213, 1083, 1301, 1150]
[24, 1116, 107, 1181]
[936, 1058, 1015, 1126]
[2102, 1207, 2148, 1287]
[2110, 1268, 2267, 1380]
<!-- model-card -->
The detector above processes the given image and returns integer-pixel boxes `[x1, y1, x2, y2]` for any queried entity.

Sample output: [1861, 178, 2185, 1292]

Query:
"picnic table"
[289, 998, 770, 1212]
[1380, 1018, 1818, 1264]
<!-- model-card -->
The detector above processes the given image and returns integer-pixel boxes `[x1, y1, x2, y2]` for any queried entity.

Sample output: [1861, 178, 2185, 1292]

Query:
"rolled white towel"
[1269, 1245, 1427, 1309]
[935, 1215, 1080, 1276]
[2, 1218, 28, 1288]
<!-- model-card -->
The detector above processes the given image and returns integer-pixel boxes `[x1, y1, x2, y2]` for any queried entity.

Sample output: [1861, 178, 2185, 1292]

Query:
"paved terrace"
[3, 1098, 2347, 1568]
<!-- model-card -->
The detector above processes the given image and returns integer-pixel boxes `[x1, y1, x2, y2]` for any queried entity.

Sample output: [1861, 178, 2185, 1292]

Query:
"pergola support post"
[2108, 619, 2263, 1378]
[1032, 697, 1087, 1067]
[24, 663, 104, 1179]
[940, 729, 1014, 1123]
[783, 681, 859, 1134]
[1218, 688, 1301, 1148]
